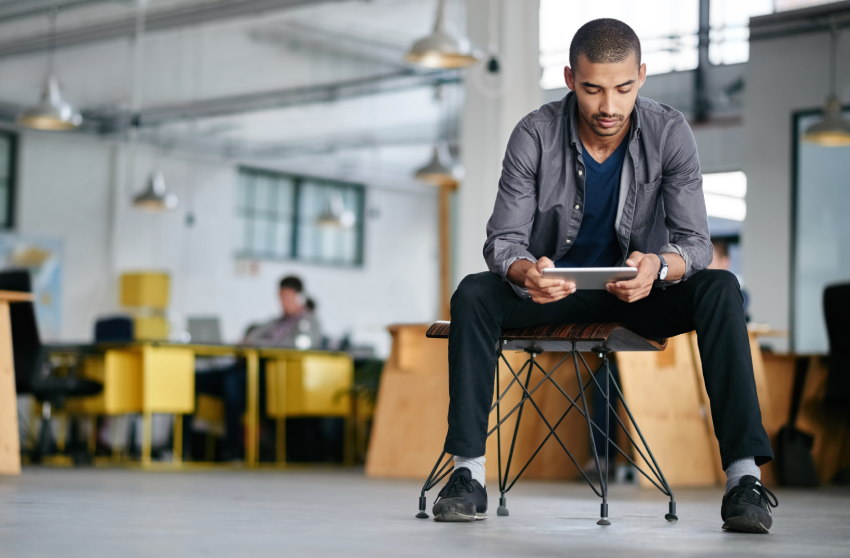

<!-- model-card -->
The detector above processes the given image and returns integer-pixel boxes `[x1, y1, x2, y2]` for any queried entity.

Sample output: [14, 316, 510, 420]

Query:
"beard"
[585, 112, 627, 137]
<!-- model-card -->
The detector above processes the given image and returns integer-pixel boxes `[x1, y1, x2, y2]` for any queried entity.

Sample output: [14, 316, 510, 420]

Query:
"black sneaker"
[432, 468, 487, 522]
[721, 475, 779, 534]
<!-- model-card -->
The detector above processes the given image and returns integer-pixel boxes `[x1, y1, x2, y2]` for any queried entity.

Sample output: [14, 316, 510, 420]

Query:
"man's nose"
[600, 94, 617, 117]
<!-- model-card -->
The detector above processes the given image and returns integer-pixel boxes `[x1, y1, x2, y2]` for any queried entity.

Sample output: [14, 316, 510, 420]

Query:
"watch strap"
[656, 254, 668, 280]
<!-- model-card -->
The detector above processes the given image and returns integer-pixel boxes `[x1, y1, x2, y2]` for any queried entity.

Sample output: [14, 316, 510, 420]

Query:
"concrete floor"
[0, 468, 848, 558]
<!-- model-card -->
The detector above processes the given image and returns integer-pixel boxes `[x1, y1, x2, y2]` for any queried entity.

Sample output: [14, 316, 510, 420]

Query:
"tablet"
[541, 267, 638, 290]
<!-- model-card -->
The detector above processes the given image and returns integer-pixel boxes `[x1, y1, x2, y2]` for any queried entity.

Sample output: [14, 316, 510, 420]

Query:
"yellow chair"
[66, 345, 194, 467]
[265, 354, 354, 465]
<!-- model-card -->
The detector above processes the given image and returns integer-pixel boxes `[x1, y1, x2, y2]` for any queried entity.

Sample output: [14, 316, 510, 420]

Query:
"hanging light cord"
[46, 8, 58, 78]
[828, 25, 838, 98]
[488, 0, 499, 57]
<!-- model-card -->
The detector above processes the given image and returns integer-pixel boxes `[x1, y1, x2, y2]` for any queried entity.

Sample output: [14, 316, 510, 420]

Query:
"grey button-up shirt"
[484, 92, 712, 298]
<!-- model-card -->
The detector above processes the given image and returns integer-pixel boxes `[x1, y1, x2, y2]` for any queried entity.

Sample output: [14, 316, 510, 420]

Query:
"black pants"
[445, 269, 773, 470]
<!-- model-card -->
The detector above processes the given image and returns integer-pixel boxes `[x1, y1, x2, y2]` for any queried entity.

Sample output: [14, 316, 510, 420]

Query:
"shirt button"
[577, 170, 583, 176]
[574, 204, 580, 210]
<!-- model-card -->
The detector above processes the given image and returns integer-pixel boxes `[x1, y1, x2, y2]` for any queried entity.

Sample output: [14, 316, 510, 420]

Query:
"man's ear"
[564, 66, 575, 91]
[638, 63, 647, 88]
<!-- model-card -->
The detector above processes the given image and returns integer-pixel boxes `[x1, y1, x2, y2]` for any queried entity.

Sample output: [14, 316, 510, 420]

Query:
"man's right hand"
[508, 257, 576, 304]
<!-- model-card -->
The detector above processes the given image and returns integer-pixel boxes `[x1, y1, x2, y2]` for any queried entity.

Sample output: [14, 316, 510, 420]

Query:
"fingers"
[529, 282, 576, 304]
[606, 283, 651, 303]
[536, 256, 555, 270]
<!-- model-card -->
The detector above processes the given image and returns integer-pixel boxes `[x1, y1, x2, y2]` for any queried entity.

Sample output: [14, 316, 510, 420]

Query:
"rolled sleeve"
[483, 121, 540, 292]
[658, 114, 712, 281]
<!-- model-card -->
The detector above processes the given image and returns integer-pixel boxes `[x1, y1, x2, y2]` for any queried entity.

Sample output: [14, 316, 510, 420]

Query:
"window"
[703, 171, 747, 222]
[539, 0, 700, 89]
[0, 132, 16, 229]
[236, 167, 365, 266]
[538, 0, 778, 90]
[791, 108, 850, 353]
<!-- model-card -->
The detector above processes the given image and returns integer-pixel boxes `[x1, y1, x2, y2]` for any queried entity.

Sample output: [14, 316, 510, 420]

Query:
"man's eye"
[585, 89, 599, 95]
[619, 88, 631, 94]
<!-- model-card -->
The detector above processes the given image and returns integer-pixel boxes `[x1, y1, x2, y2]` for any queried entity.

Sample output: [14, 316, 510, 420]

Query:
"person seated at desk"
[195, 275, 322, 461]
[243, 276, 322, 350]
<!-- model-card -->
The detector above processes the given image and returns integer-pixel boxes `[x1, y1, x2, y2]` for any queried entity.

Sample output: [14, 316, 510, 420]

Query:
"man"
[432, 19, 778, 534]
[195, 275, 321, 460]
[244, 276, 322, 349]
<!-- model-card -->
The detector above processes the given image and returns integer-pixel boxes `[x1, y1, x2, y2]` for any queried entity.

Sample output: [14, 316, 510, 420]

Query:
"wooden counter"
[0, 290, 34, 475]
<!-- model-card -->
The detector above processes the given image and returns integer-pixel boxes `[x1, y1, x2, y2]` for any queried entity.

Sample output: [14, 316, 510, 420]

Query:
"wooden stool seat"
[426, 321, 667, 353]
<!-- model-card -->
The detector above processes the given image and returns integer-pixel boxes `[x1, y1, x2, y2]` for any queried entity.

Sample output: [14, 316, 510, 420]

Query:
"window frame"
[235, 166, 366, 267]
[0, 130, 17, 230]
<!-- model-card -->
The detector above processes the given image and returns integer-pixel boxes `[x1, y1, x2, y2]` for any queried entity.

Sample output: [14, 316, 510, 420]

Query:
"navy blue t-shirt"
[555, 137, 627, 268]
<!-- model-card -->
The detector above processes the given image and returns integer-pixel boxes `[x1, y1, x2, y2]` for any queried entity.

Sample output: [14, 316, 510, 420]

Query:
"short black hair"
[569, 19, 641, 70]
[279, 275, 303, 292]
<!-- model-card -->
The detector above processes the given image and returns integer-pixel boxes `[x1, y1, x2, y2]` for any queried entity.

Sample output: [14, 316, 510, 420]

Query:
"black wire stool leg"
[592, 347, 612, 525]
[497, 349, 536, 516]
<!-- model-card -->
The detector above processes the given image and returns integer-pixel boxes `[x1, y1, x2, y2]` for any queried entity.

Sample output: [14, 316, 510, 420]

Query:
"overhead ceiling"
[0, 0, 468, 174]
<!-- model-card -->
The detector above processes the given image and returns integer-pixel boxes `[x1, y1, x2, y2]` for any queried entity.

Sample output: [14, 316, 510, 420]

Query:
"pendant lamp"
[133, 171, 178, 211]
[18, 10, 82, 131]
[415, 145, 458, 186]
[803, 27, 850, 147]
[405, 0, 479, 69]
[315, 195, 355, 229]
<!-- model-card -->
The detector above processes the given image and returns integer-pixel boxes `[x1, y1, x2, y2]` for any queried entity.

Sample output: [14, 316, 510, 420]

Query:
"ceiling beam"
[0, 0, 343, 58]
[133, 69, 458, 127]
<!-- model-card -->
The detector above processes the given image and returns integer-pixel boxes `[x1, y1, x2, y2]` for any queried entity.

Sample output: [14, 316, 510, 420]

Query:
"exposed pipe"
[0, 0, 344, 58]
[694, 0, 711, 122]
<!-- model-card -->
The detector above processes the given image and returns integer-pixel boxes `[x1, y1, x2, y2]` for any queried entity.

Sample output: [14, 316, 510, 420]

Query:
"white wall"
[15, 131, 440, 356]
[742, 27, 850, 351]
[456, 0, 542, 283]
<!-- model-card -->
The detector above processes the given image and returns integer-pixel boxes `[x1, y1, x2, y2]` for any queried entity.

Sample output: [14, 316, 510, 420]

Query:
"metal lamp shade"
[405, 0, 479, 69]
[415, 146, 458, 187]
[803, 97, 850, 147]
[17, 76, 82, 131]
[133, 171, 178, 211]
[315, 196, 355, 229]
[405, 32, 479, 69]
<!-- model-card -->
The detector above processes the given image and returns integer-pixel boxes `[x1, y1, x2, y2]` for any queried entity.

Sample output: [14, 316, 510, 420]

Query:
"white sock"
[454, 455, 486, 487]
[724, 456, 761, 493]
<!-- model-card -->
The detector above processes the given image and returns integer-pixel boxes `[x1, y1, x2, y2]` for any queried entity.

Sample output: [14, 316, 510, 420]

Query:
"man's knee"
[451, 272, 503, 314]
[695, 269, 743, 307]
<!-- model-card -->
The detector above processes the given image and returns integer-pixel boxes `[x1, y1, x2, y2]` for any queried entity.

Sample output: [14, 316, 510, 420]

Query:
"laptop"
[187, 316, 222, 344]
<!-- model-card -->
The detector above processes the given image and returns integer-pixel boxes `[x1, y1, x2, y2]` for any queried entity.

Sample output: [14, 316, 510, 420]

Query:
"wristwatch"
[656, 254, 668, 281]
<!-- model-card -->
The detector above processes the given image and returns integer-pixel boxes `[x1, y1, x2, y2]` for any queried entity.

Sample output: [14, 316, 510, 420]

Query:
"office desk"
[0, 290, 34, 475]
[68, 342, 352, 468]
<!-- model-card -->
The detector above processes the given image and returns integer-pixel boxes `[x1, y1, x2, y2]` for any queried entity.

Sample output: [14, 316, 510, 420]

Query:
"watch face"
[659, 267, 668, 280]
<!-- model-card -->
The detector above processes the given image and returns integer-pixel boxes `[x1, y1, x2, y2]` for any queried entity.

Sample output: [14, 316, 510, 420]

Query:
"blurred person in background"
[195, 275, 322, 461]
[243, 276, 322, 350]
[708, 237, 750, 321]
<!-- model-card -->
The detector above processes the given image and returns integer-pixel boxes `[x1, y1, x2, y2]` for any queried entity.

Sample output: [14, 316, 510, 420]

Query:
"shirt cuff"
[503, 255, 537, 299]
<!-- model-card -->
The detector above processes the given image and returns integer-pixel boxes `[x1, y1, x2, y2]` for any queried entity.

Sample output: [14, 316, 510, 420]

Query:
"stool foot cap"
[665, 514, 678, 522]
[597, 518, 611, 526]
[416, 511, 429, 519]
[497, 506, 509, 516]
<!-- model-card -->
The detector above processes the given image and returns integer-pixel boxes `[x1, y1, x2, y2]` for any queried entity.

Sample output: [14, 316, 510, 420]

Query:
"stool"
[415, 321, 677, 525]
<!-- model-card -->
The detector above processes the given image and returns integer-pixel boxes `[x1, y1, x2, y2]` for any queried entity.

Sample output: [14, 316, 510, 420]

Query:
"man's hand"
[508, 257, 575, 304]
[606, 251, 660, 303]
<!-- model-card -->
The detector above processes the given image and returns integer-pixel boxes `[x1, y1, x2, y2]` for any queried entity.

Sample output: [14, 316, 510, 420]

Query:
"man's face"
[564, 54, 646, 138]
[279, 287, 303, 316]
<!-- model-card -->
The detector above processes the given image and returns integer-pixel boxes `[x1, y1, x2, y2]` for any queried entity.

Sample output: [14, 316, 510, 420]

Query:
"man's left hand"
[606, 251, 659, 303]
